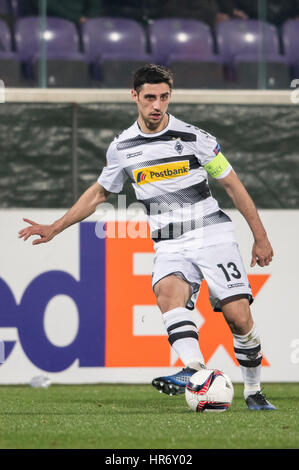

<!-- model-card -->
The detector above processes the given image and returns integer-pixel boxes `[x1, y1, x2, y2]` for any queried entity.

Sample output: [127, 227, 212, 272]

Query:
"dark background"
[0, 102, 298, 209]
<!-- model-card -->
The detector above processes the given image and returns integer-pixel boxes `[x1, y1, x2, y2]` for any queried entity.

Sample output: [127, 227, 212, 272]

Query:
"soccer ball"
[185, 368, 234, 413]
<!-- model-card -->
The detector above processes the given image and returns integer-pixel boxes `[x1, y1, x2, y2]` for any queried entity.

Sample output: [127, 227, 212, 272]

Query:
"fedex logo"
[0, 223, 106, 372]
[0, 222, 270, 373]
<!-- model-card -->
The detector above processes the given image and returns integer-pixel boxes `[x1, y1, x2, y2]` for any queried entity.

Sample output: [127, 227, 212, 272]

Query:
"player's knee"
[155, 289, 185, 313]
[222, 297, 252, 335]
[154, 276, 190, 313]
[228, 316, 252, 335]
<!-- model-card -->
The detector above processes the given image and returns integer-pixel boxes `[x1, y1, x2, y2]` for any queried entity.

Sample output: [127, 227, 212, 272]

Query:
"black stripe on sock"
[237, 357, 263, 367]
[167, 320, 197, 334]
[168, 331, 198, 346]
[234, 345, 261, 355]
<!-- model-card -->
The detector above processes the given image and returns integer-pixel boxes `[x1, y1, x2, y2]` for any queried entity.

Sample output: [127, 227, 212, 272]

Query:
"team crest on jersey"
[174, 139, 183, 155]
[133, 161, 189, 185]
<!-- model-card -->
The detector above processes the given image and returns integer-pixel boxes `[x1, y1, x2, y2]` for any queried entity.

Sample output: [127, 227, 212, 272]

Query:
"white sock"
[162, 307, 205, 369]
[233, 323, 262, 399]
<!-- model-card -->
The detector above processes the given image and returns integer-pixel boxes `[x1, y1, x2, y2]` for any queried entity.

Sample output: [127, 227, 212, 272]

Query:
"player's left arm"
[218, 169, 274, 267]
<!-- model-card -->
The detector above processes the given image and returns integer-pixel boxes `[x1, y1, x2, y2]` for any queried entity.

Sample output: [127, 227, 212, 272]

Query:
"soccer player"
[19, 64, 275, 411]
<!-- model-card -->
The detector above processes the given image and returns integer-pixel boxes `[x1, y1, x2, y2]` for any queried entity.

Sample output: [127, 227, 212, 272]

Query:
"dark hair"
[133, 64, 174, 92]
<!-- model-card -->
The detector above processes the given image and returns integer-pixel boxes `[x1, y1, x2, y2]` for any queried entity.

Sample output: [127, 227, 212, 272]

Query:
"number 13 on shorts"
[201, 242, 252, 311]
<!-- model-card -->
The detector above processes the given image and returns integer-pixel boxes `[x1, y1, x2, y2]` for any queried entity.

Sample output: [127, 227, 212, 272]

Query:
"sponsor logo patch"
[133, 161, 189, 185]
[126, 151, 143, 159]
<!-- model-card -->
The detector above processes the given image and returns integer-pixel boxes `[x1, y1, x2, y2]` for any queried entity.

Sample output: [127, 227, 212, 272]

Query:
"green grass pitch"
[0, 383, 298, 449]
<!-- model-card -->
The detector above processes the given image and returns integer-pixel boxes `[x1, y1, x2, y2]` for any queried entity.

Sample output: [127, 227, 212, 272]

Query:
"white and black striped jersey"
[98, 113, 236, 248]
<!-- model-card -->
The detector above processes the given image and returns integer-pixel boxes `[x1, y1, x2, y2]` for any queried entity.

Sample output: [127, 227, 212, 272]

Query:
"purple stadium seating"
[15, 16, 89, 87]
[148, 18, 225, 88]
[0, 17, 22, 85]
[282, 19, 299, 79]
[215, 19, 289, 89]
[216, 19, 283, 64]
[0, 16, 11, 51]
[148, 18, 216, 64]
[82, 17, 151, 87]
[82, 17, 148, 60]
[282, 19, 299, 64]
[15, 16, 83, 61]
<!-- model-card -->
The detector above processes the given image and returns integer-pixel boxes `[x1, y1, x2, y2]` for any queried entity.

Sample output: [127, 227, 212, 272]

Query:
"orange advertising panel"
[105, 222, 270, 367]
[105, 222, 170, 366]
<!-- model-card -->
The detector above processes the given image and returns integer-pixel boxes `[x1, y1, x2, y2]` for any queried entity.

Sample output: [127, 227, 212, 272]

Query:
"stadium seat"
[15, 16, 90, 87]
[148, 18, 226, 89]
[82, 17, 151, 88]
[218, 19, 290, 88]
[282, 19, 299, 78]
[216, 19, 289, 89]
[0, 18, 22, 86]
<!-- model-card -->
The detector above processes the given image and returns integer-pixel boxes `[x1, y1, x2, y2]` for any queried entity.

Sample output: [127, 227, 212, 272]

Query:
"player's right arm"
[18, 182, 109, 245]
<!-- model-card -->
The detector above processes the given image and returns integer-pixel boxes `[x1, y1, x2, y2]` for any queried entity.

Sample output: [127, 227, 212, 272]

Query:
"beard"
[141, 112, 167, 132]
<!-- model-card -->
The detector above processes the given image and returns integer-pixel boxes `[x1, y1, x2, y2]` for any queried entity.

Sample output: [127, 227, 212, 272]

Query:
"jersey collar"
[135, 113, 173, 137]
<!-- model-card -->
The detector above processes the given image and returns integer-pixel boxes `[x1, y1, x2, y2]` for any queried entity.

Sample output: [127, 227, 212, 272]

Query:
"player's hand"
[18, 218, 56, 245]
[250, 237, 274, 267]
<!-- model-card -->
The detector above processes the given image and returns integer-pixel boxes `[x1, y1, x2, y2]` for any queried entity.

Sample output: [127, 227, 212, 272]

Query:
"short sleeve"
[97, 143, 127, 193]
[196, 129, 232, 179]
